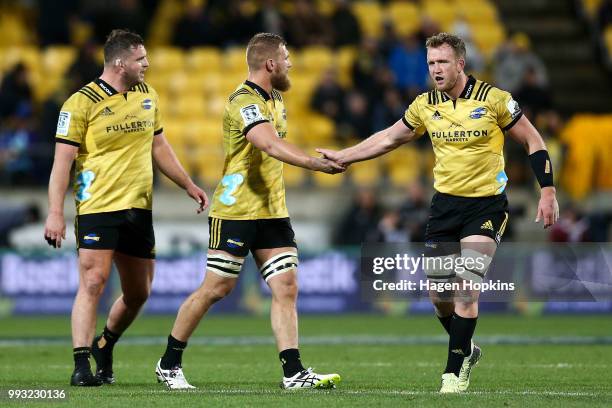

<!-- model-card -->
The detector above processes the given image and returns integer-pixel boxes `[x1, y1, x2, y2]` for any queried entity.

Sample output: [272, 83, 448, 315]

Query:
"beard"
[271, 70, 291, 92]
[123, 70, 143, 88]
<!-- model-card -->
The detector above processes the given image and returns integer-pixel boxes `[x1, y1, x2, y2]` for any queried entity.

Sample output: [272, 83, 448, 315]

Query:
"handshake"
[309, 148, 348, 175]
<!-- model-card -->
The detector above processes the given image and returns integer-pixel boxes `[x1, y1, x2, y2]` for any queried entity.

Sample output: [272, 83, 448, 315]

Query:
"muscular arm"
[246, 122, 343, 173]
[44, 143, 78, 247]
[152, 133, 209, 213]
[318, 119, 418, 166]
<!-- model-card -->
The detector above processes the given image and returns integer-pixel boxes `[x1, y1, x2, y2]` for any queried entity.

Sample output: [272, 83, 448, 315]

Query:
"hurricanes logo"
[227, 238, 244, 248]
[480, 220, 494, 231]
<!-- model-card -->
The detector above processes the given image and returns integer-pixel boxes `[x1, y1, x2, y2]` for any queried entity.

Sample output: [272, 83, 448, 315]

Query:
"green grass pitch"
[1, 314, 611, 407]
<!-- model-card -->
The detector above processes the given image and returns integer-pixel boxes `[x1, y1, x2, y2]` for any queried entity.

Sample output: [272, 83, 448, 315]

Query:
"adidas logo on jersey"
[480, 220, 494, 231]
[100, 107, 114, 116]
[432, 110, 442, 120]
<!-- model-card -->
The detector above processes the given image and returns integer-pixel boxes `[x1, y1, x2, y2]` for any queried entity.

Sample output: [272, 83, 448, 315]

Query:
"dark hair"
[246, 32, 287, 70]
[103, 29, 144, 64]
[425, 32, 466, 59]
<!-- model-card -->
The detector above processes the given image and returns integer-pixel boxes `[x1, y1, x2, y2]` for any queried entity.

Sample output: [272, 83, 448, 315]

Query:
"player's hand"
[535, 186, 559, 229]
[186, 182, 209, 214]
[44, 212, 65, 248]
[315, 148, 347, 167]
[310, 157, 346, 174]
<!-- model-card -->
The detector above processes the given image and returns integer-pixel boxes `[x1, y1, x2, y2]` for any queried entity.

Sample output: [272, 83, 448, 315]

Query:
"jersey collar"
[94, 78, 119, 96]
[244, 80, 271, 101]
[457, 75, 477, 99]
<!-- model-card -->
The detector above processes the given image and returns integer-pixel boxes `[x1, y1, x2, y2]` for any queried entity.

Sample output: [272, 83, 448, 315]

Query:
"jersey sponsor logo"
[430, 129, 488, 142]
[76, 170, 95, 202]
[100, 107, 114, 116]
[142, 98, 153, 110]
[83, 234, 100, 243]
[97, 82, 113, 95]
[219, 173, 244, 206]
[227, 238, 244, 248]
[106, 120, 154, 134]
[240, 104, 265, 126]
[507, 99, 521, 119]
[125, 114, 137, 120]
[495, 170, 508, 194]
[56, 111, 71, 136]
[480, 220, 494, 231]
[469, 107, 487, 119]
[431, 110, 442, 120]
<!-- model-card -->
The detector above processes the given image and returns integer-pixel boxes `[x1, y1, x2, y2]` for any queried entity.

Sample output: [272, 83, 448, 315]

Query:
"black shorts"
[208, 217, 297, 257]
[424, 192, 509, 257]
[75, 208, 155, 259]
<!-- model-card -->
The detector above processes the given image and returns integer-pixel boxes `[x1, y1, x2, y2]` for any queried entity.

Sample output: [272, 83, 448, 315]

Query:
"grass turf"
[1, 315, 611, 407]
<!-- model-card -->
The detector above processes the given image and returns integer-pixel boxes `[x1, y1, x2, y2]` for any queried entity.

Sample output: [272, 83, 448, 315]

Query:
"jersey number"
[219, 173, 244, 206]
[76, 170, 95, 202]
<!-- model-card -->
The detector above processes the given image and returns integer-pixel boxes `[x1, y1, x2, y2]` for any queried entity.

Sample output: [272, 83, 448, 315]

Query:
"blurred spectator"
[330, 0, 362, 48]
[416, 16, 442, 45]
[398, 180, 428, 242]
[0, 107, 44, 185]
[493, 33, 548, 93]
[67, 41, 103, 86]
[388, 34, 429, 100]
[310, 68, 346, 124]
[597, 0, 612, 29]
[451, 16, 486, 74]
[333, 188, 382, 245]
[253, 0, 287, 36]
[36, 0, 79, 46]
[549, 205, 589, 242]
[371, 209, 408, 243]
[338, 91, 371, 140]
[174, 0, 218, 48]
[286, 0, 331, 48]
[216, 0, 258, 46]
[0, 63, 33, 122]
[91, 0, 148, 44]
[515, 66, 553, 120]
[352, 37, 391, 105]
[0, 201, 41, 248]
[372, 88, 405, 130]
[378, 19, 400, 58]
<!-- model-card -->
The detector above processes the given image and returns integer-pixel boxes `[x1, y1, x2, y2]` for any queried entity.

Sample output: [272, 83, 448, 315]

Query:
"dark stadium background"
[0, 1, 611, 406]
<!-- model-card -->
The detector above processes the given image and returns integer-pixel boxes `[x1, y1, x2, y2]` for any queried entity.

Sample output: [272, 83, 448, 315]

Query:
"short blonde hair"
[246, 33, 287, 70]
[425, 32, 466, 59]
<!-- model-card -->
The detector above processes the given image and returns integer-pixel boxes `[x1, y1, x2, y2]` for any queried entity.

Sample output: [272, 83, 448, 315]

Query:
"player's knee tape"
[423, 254, 458, 282]
[206, 253, 244, 278]
[260, 251, 298, 282]
[457, 248, 492, 283]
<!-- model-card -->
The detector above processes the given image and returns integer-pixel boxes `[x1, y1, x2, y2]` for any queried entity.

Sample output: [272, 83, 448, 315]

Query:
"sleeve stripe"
[55, 138, 80, 147]
[82, 86, 103, 101]
[243, 119, 269, 135]
[502, 112, 523, 131]
[401, 116, 414, 130]
[482, 85, 493, 101]
[154, 128, 163, 135]
[78, 90, 98, 103]
[474, 82, 486, 100]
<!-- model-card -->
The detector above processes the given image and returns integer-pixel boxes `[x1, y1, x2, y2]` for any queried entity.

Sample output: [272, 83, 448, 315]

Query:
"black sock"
[97, 326, 120, 353]
[444, 314, 477, 376]
[73, 347, 91, 370]
[160, 335, 188, 369]
[437, 314, 452, 335]
[279, 348, 305, 378]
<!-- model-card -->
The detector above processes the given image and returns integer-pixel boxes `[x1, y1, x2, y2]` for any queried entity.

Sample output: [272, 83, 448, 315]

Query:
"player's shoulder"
[271, 89, 283, 103]
[130, 81, 156, 96]
[63, 82, 103, 109]
[473, 79, 510, 104]
[409, 91, 430, 107]
[227, 85, 262, 108]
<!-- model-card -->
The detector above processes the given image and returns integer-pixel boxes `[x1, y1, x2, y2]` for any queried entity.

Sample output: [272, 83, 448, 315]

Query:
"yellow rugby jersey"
[55, 78, 162, 215]
[403, 75, 522, 197]
[209, 81, 289, 220]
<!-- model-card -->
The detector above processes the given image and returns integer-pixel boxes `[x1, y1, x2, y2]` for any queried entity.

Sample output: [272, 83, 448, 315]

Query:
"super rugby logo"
[142, 98, 153, 110]
[83, 234, 100, 243]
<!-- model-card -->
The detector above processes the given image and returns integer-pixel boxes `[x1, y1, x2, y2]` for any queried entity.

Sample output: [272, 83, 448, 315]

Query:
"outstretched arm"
[153, 133, 209, 214]
[507, 115, 559, 228]
[316, 119, 417, 167]
[246, 122, 345, 174]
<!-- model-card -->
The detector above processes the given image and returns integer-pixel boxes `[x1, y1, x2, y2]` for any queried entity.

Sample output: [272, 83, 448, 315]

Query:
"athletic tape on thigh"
[457, 248, 492, 283]
[259, 251, 298, 281]
[423, 254, 458, 281]
[206, 253, 244, 278]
